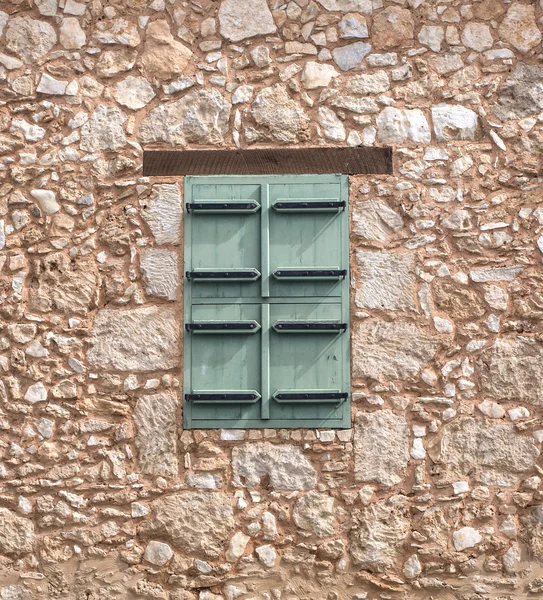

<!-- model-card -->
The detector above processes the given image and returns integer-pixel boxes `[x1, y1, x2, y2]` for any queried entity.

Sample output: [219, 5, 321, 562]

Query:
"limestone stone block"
[431, 104, 483, 142]
[0, 508, 35, 556]
[492, 63, 543, 121]
[478, 337, 543, 405]
[350, 495, 410, 570]
[141, 184, 182, 246]
[142, 20, 192, 80]
[352, 320, 444, 380]
[352, 199, 403, 242]
[80, 105, 127, 152]
[250, 85, 310, 143]
[355, 251, 417, 311]
[142, 492, 235, 559]
[232, 443, 316, 490]
[428, 417, 540, 486]
[134, 392, 178, 478]
[293, 492, 335, 537]
[218, 0, 276, 42]
[5, 16, 57, 63]
[354, 410, 410, 487]
[87, 305, 179, 372]
[138, 89, 231, 145]
[140, 249, 178, 301]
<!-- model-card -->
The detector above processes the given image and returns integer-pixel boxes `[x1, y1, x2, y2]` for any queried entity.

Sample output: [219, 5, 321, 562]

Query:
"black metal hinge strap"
[273, 321, 347, 332]
[273, 269, 347, 279]
[185, 392, 260, 403]
[273, 200, 345, 210]
[185, 321, 259, 332]
[187, 201, 259, 212]
[186, 269, 261, 281]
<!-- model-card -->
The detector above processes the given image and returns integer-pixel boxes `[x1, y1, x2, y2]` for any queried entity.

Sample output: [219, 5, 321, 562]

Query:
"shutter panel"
[184, 175, 350, 429]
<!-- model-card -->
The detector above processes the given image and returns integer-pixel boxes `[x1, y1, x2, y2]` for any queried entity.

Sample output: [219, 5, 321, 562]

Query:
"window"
[183, 175, 350, 429]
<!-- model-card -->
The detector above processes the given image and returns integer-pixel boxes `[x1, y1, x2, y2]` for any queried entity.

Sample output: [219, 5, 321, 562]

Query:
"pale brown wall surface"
[0, 0, 542, 599]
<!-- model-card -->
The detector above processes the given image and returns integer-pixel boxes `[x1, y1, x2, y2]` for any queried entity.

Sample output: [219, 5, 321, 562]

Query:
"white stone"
[112, 76, 155, 110]
[316, 0, 373, 12]
[232, 85, 254, 104]
[453, 527, 482, 551]
[411, 438, 426, 459]
[35, 0, 57, 16]
[18, 497, 32, 516]
[346, 71, 390, 95]
[376, 107, 431, 144]
[293, 492, 335, 537]
[141, 184, 182, 246]
[403, 554, 422, 579]
[354, 410, 410, 487]
[418, 25, 443, 52]
[24, 382, 47, 404]
[5, 16, 57, 63]
[453, 481, 469, 495]
[187, 473, 219, 489]
[355, 251, 417, 311]
[477, 399, 505, 419]
[131, 502, 150, 518]
[352, 200, 403, 242]
[428, 417, 539, 486]
[93, 18, 140, 46]
[499, 3, 542, 53]
[139, 89, 231, 145]
[37, 74, 68, 95]
[232, 443, 316, 490]
[220, 430, 245, 441]
[144, 541, 173, 566]
[88, 305, 179, 372]
[503, 543, 521, 575]
[226, 532, 250, 562]
[484, 285, 509, 311]
[30, 190, 60, 215]
[431, 104, 482, 142]
[332, 42, 372, 71]
[250, 84, 309, 143]
[508, 407, 530, 422]
[433, 316, 453, 334]
[8, 324, 36, 344]
[218, 0, 276, 42]
[353, 320, 444, 380]
[470, 266, 523, 282]
[301, 62, 339, 90]
[318, 107, 346, 141]
[250, 45, 271, 67]
[256, 544, 276, 567]
[10, 120, 46, 142]
[140, 249, 178, 301]
[0, 54, 23, 70]
[64, 0, 86, 15]
[80, 105, 127, 152]
[26, 341, 48, 358]
[338, 13, 368, 39]
[134, 392, 178, 477]
[500, 515, 518, 539]
[490, 129, 506, 151]
[59, 17, 86, 49]
[461, 22, 493, 52]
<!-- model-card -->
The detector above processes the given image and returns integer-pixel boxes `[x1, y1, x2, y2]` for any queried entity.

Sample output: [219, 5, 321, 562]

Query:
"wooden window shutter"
[183, 175, 350, 429]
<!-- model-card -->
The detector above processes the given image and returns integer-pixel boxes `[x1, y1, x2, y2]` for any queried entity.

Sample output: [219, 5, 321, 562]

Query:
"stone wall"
[0, 0, 542, 599]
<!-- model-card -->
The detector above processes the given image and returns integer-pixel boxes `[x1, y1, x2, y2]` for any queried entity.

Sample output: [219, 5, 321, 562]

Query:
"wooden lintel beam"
[143, 147, 393, 177]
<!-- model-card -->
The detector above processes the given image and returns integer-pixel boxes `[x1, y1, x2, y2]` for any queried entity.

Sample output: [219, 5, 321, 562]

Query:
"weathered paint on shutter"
[184, 175, 350, 429]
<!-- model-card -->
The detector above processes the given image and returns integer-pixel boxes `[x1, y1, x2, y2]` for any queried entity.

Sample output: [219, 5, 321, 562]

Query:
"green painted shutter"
[184, 175, 350, 429]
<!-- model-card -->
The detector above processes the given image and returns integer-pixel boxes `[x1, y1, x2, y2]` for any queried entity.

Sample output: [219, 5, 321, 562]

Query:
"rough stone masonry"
[0, 0, 542, 599]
